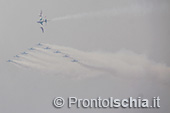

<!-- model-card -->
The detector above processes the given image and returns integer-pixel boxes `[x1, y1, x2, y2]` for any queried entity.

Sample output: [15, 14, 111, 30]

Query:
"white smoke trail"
[50, 3, 162, 22]
[8, 43, 170, 79]
[50, 8, 135, 21]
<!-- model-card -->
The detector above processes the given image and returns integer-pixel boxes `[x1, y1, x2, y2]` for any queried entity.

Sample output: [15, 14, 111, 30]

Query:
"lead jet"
[37, 10, 48, 33]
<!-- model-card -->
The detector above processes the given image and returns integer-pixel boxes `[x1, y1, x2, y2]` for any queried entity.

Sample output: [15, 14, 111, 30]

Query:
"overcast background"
[0, 0, 170, 113]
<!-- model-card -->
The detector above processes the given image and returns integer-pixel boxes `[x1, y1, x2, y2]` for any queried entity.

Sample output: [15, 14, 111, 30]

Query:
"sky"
[0, 0, 170, 113]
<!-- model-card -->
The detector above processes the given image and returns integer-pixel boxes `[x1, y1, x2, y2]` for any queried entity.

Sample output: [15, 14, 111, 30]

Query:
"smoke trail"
[8, 43, 170, 79]
[50, 8, 128, 21]
[50, 3, 160, 22]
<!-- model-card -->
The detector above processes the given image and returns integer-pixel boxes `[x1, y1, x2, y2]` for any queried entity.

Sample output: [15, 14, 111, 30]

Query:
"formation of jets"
[37, 10, 48, 33]
[8, 43, 78, 63]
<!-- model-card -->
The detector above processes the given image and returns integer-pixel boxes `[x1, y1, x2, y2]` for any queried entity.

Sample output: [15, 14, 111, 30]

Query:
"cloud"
[8, 43, 170, 80]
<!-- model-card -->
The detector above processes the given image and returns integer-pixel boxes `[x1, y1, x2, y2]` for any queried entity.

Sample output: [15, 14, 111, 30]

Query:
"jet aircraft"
[37, 10, 48, 33]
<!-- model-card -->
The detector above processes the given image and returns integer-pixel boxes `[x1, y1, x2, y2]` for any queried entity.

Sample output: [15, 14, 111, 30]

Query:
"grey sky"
[0, 0, 170, 113]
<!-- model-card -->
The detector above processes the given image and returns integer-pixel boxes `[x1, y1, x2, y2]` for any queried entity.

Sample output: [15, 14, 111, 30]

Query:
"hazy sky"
[0, 0, 170, 113]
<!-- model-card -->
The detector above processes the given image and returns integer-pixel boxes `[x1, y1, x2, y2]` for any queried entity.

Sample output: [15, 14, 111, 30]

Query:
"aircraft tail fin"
[40, 27, 44, 33]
